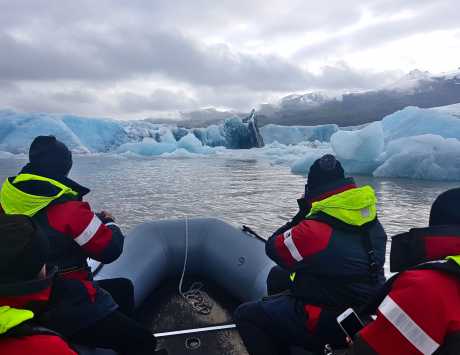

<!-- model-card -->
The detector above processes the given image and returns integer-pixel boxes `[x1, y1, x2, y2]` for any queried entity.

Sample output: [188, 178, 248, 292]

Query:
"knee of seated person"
[267, 266, 291, 295]
[234, 301, 267, 326]
[234, 302, 254, 323]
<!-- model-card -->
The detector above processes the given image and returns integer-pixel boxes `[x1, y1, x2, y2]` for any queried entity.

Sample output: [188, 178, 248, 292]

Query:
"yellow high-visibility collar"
[0, 306, 34, 335]
[307, 186, 377, 227]
[0, 173, 78, 217]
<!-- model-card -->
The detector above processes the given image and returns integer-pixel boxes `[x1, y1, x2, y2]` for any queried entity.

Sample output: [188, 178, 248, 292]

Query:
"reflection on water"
[1, 155, 458, 274]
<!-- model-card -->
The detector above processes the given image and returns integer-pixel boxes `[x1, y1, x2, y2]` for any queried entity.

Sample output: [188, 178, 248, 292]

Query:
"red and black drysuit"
[1, 169, 128, 336]
[348, 225, 460, 355]
[0, 268, 77, 355]
[234, 178, 387, 354]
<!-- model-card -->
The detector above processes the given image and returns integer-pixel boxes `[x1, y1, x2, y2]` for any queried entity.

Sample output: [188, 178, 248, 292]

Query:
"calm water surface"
[1, 155, 458, 272]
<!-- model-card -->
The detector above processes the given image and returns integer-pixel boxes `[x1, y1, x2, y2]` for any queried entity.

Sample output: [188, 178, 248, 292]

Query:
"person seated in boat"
[234, 154, 387, 355]
[345, 188, 460, 354]
[0, 214, 77, 354]
[0, 136, 167, 354]
[266, 185, 313, 295]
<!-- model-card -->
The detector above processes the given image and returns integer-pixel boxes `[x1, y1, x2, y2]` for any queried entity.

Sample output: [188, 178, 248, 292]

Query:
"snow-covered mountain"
[384, 69, 434, 93]
[279, 92, 334, 110]
[258, 68, 460, 126]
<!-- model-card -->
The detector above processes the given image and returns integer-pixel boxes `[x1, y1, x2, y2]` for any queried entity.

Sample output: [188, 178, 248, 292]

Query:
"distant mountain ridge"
[256, 69, 460, 126]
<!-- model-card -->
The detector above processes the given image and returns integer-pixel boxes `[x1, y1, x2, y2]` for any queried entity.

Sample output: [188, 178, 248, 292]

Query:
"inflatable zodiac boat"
[80, 218, 273, 354]
[81, 218, 331, 355]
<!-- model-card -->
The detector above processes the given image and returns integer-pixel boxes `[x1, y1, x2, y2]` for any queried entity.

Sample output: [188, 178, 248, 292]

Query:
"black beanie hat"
[307, 154, 345, 191]
[29, 136, 73, 177]
[429, 188, 460, 226]
[0, 214, 49, 283]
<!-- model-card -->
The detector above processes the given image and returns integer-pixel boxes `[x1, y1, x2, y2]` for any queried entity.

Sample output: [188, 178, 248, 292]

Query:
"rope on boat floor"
[179, 216, 213, 315]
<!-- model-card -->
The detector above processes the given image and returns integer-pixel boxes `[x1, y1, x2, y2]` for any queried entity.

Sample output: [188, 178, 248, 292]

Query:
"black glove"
[96, 212, 115, 224]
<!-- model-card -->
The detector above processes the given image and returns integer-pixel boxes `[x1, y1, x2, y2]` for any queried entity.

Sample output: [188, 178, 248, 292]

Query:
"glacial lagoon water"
[1, 154, 458, 273]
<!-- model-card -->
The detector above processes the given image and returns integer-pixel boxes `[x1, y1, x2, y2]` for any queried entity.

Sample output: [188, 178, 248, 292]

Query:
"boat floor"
[135, 276, 249, 355]
[134, 276, 339, 355]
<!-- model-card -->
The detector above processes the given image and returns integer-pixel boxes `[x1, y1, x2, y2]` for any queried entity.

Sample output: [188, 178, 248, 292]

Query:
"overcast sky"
[0, 0, 459, 119]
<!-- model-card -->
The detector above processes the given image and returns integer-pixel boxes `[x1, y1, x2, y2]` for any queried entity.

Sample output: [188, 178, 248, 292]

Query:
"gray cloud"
[0, 27, 394, 92]
[118, 89, 198, 113]
[0, 29, 308, 90]
[0, 0, 458, 117]
[295, 0, 460, 59]
[0, 84, 101, 115]
[307, 63, 398, 90]
[51, 90, 95, 105]
[0, 27, 398, 91]
[0, 80, 19, 92]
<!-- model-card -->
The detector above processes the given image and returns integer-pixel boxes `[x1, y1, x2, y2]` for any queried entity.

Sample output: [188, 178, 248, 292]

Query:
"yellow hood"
[0, 306, 34, 335]
[0, 173, 78, 217]
[307, 185, 378, 226]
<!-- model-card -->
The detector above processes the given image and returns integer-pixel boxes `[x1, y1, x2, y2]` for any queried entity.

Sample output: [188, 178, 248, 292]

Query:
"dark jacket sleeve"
[95, 222, 125, 264]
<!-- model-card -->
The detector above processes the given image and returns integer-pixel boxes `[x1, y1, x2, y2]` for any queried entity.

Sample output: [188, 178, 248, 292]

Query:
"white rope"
[178, 215, 189, 297]
[178, 216, 213, 315]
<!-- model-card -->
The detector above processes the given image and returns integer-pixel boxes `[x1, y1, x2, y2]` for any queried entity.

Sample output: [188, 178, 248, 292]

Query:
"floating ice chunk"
[116, 133, 214, 156]
[223, 117, 255, 149]
[430, 103, 460, 118]
[62, 115, 128, 152]
[382, 106, 460, 141]
[177, 133, 208, 154]
[291, 105, 460, 180]
[0, 114, 88, 153]
[261, 124, 338, 145]
[331, 122, 384, 162]
[116, 137, 176, 156]
[374, 134, 460, 180]
[193, 125, 226, 147]
[290, 148, 332, 175]
[0, 151, 16, 159]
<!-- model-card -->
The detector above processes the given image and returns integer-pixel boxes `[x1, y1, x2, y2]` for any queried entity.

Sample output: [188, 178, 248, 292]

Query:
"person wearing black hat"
[267, 154, 349, 295]
[345, 189, 460, 354]
[0, 136, 167, 354]
[0, 214, 77, 354]
[234, 154, 387, 355]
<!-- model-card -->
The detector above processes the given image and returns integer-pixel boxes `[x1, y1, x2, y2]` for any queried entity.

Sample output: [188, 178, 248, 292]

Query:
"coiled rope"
[178, 216, 213, 315]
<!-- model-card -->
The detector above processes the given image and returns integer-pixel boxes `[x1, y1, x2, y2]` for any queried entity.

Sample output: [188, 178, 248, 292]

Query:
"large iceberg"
[3, 105, 460, 181]
[331, 122, 384, 162]
[0, 110, 129, 153]
[292, 105, 460, 180]
[0, 110, 264, 155]
[373, 135, 460, 180]
[381, 106, 460, 141]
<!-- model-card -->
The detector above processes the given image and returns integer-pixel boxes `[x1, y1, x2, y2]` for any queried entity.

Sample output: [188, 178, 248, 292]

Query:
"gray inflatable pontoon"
[80, 218, 274, 355]
[97, 218, 274, 307]
[80, 218, 324, 355]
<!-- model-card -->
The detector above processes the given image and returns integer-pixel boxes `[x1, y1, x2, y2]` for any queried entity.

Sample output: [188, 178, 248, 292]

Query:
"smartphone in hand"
[337, 308, 364, 340]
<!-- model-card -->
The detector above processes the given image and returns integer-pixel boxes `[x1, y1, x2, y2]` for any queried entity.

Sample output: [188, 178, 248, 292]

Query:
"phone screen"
[339, 312, 364, 338]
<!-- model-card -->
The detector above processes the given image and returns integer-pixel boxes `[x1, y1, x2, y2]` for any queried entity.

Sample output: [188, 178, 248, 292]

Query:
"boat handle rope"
[178, 216, 213, 315]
